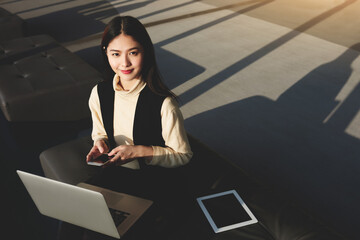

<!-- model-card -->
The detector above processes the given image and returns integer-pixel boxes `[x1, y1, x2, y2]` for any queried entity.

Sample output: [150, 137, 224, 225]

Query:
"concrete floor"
[1, 0, 359, 239]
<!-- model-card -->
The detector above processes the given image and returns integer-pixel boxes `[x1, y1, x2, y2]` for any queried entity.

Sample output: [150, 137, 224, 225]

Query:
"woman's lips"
[120, 69, 133, 74]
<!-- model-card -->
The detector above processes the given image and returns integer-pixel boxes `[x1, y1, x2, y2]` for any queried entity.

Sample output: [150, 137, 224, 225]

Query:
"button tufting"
[17, 74, 29, 78]
[1, 35, 102, 122]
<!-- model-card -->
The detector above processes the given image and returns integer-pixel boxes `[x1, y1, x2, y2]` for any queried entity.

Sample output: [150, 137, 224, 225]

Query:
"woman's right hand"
[86, 139, 109, 163]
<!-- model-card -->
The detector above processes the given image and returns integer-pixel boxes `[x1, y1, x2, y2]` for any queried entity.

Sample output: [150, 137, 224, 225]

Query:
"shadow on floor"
[185, 43, 360, 239]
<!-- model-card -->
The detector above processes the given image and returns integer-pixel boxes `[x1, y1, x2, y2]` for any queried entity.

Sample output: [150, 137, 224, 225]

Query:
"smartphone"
[87, 154, 112, 166]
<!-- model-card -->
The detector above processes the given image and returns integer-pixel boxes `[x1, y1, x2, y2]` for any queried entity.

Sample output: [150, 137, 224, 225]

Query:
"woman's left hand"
[105, 145, 153, 166]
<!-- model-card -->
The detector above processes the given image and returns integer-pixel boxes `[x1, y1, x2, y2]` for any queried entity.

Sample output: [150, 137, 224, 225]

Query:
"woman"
[86, 16, 192, 204]
[87, 16, 192, 169]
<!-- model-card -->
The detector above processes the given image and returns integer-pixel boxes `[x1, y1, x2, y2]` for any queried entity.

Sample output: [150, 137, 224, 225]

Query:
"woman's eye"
[129, 51, 138, 56]
[112, 53, 120, 57]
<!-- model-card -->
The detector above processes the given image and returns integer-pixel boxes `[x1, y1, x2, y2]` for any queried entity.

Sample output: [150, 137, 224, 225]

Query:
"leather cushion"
[0, 35, 102, 121]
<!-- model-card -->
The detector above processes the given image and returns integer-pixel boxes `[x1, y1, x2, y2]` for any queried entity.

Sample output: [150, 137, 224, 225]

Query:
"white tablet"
[197, 190, 258, 233]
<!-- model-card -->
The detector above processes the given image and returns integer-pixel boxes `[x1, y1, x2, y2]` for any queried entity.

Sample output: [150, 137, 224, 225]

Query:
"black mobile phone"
[87, 154, 112, 166]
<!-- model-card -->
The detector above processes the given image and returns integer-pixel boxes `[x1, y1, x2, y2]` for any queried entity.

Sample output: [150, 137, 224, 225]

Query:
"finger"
[87, 146, 100, 160]
[95, 140, 107, 154]
[96, 143, 105, 154]
[108, 148, 118, 156]
[86, 150, 96, 162]
[87, 153, 100, 162]
[109, 154, 120, 164]
[102, 142, 109, 153]
[90, 145, 100, 154]
[108, 150, 114, 156]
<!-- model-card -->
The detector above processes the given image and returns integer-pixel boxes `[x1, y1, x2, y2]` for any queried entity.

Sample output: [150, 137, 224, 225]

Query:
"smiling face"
[106, 33, 144, 90]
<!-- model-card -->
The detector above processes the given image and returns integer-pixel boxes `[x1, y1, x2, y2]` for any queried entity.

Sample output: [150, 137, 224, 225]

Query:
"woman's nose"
[121, 55, 130, 67]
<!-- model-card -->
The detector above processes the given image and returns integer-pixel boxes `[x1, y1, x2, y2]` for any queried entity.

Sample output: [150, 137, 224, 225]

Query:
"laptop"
[16, 170, 153, 239]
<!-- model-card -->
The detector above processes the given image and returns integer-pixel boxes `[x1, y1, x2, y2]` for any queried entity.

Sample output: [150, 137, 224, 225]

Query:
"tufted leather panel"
[0, 35, 102, 121]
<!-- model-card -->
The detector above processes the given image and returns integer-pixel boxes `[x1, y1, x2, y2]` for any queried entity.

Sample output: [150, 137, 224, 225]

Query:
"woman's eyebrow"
[109, 47, 140, 52]
[128, 47, 140, 51]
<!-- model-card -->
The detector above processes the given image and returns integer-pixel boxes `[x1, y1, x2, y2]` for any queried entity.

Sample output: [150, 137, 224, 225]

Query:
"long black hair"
[101, 16, 176, 99]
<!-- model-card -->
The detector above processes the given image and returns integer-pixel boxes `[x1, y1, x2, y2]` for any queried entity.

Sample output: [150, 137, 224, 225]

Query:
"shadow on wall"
[185, 44, 360, 239]
[24, 0, 156, 43]
[18, 0, 274, 85]
[75, 45, 104, 72]
[22, 0, 206, 79]
[24, 1, 111, 42]
[177, 0, 356, 106]
[155, 47, 205, 89]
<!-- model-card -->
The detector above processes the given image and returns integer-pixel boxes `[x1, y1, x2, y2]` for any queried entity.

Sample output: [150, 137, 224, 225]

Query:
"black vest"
[97, 81, 166, 151]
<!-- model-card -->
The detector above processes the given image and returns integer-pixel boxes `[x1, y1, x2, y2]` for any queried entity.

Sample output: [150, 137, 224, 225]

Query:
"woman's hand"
[86, 139, 109, 163]
[106, 145, 153, 166]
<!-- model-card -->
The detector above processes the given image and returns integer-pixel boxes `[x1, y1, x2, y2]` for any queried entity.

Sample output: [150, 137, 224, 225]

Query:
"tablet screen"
[197, 190, 257, 233]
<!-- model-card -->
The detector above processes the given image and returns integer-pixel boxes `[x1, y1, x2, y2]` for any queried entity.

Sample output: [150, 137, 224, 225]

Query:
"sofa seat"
[40, 135, 101, 185]
[0, 34, 102, 122]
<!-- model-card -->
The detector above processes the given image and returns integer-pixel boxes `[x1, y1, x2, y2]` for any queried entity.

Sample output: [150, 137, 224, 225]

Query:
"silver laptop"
[17, 170, 153, 239]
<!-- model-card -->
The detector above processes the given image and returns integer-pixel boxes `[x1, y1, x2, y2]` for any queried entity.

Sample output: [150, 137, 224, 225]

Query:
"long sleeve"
[148, 97, 193, 168]
[89, 85, 108, 144]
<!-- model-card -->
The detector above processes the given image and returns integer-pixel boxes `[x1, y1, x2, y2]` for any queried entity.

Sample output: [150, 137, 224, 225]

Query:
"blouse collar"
[112, 74, 146, 96]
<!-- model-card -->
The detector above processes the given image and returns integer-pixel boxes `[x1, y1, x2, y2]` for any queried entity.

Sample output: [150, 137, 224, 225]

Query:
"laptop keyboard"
[109, 208, 130, 227]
